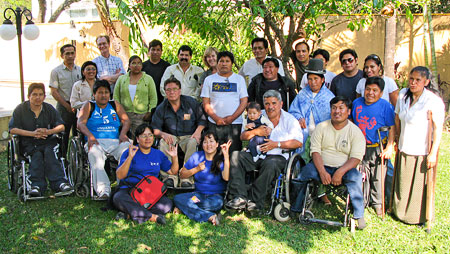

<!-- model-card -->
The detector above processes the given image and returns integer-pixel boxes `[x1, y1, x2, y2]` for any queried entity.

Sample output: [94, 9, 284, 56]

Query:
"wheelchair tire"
[274, 202, 291, 222]
[75, 184, 89, 198]
[17, 186, 25, 203]
[298, 210, 314, 225]
[7, 139, 20, 193]
[67, 138, 82, 186]
[284, 153, 302, 204]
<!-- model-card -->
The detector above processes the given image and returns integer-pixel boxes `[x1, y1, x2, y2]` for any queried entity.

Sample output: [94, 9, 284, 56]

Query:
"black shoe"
[357, 217, 366, 230]
[115, 212, 129, 220]
[29, 186, 41, 197]
[156, 215, 166, 225]
[164, 179, 174, 188]
[225, 197, 247, 210]
[180, 181, 193, 188]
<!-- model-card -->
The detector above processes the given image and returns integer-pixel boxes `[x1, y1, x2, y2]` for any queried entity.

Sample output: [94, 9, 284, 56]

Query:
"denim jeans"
[291, 162, 364, 219]
[173, 191, 223, 222]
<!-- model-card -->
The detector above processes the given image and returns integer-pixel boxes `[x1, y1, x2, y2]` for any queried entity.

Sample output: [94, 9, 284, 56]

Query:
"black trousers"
[207, 122, 242, 153]
[228, 151, 286, 208]
[56, 102, 77, 156]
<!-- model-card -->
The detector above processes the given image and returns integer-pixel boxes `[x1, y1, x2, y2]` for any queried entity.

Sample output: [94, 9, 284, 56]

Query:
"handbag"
[125, 175, 167, 209]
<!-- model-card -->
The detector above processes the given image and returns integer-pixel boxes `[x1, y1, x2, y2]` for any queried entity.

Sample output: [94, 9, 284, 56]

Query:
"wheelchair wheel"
[67, 138, 82, 186]
[17, 186, 25, 203]
[299, 210, 314, 225]
[284, 153, 302, 203]
[75, 184, 89, 198]
[7, 139, 20, 193]
[274, 202, 291, 222]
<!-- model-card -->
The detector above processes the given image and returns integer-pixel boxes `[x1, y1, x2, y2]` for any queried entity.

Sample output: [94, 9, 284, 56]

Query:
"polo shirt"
[49, 63, 81, 101]
[151, 95, 206, 136]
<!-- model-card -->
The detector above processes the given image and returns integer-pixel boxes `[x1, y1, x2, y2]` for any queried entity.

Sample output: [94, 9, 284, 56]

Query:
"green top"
[114, 72, 157, 114]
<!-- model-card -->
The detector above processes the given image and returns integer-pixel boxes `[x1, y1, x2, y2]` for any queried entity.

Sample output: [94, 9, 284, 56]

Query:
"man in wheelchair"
[290, 96, 367, 229]
[9, 83, 73, 197]
[226, 90, 303, 212]
[152, 77, 206, 188]
[77, 80, 131, 199]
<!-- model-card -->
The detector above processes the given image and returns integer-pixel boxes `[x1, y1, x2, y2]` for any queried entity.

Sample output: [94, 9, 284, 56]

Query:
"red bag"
[129, 175, 167, 209]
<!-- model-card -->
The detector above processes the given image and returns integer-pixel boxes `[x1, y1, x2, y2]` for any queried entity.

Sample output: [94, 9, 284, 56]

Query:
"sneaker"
[246, 200, 258, 211]
[225, 197, 247, 210]
[357, 217, 366, 230]
[164, 178, 174, 188]
[59, 183, 73, 192]
[155, 215, 166, 225]
[180, 181, 193, 188]
[29, 186, 41, 197]
[252, 155, 259, 162]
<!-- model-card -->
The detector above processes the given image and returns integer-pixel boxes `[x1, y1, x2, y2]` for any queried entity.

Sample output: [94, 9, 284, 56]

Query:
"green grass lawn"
[1, 134, 450, 253]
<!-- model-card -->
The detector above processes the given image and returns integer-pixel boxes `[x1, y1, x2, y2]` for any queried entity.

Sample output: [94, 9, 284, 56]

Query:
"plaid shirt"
[92, 55, 125, 79]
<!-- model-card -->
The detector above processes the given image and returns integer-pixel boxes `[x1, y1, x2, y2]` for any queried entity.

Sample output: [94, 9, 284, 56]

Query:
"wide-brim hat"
[305, 58, 326, 75]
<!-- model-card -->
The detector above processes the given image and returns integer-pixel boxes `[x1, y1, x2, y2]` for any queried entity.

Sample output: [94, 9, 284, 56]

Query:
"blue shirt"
[184, 151, 225, 195]
[118, 148, 172, 188]
[352, 97, 395, 144]
[86, 102, 120, 140]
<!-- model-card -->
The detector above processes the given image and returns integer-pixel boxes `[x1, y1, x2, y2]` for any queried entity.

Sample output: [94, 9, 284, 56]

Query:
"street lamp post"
[0, 7, 39, 102]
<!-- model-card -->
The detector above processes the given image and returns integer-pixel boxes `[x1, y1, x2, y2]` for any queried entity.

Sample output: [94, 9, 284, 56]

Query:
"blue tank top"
[86, 101, 121, 139]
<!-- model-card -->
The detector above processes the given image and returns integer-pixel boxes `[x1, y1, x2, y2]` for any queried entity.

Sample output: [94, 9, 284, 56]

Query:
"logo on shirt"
[212, 82, 237, 92]
[149, 162, 159, 166]
[355, 105, 376, 143]
[112, 113, 117, 122]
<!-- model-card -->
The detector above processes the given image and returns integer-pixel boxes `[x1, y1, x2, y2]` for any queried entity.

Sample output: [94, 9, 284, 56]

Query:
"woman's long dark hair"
[404, 66, 440, 103]
[200, 130, 224, 175]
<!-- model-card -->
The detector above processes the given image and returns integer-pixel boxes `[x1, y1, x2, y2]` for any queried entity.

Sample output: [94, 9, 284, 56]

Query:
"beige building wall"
[0, 20, 129, 85]
[318, 15, 450, 83]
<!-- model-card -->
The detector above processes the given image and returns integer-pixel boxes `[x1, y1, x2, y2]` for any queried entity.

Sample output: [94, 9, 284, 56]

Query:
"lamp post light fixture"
[0, 7, 40, 102]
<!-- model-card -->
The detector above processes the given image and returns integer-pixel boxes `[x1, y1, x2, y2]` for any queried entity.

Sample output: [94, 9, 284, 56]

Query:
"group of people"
[9, 36, 445, 229]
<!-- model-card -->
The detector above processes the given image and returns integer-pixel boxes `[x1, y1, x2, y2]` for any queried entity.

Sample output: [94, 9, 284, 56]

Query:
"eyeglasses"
[140, 134, 154, 139]
[165, 88, 180, 92]
[130, 62, 142, 66]
[341, 58, 355, 64]
[85, 67, 97, 71]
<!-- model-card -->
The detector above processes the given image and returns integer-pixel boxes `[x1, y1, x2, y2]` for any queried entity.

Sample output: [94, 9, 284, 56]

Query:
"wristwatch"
[277, 142, 281, 148]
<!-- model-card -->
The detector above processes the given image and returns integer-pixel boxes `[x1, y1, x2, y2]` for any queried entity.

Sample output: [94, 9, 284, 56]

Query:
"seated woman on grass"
[173, 131, 231, 226]
[113, 123, 179, 225]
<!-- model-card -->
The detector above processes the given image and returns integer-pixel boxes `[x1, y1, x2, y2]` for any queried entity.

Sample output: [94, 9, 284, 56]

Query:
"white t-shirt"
[201, 73, 248, 124]
[355, 76, 398, 103]
[128, 84, 137, 102]
[300, 70, 336, 90]
[238, 57, 285, 83]
[395, 88, 445, 156]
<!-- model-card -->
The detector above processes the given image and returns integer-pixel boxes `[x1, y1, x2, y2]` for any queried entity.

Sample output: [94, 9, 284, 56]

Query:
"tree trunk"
[37, 0, 46, 23]
[384, 14, 396, 79]
[427, 7, 438, 86]
[423, 3, 429, 67]
[48, 0, 81, 23]
[94, 0, 129, 69]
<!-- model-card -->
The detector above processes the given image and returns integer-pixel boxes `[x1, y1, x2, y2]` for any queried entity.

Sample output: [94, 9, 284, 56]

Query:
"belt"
[366, 137, 387, 148]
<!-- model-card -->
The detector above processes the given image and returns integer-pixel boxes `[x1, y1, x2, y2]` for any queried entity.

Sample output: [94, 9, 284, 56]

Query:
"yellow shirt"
[310, 120, 366, 168]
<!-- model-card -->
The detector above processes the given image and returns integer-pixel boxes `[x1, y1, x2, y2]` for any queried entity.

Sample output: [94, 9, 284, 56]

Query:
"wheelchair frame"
[7, 134, 74, 202]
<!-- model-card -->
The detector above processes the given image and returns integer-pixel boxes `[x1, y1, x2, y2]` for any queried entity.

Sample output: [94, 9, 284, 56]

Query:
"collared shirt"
[49, 63, 82, 101]
[92, 55, 126, 79]
[160, 63, 204, 99]
[239, 57, 285, 84]
[260, 110, 303, 160]
[9, 101, 64, 148]
[395, 88, 445, 155]
[151, 95, 206, 136]
[70, 79, 94, 109]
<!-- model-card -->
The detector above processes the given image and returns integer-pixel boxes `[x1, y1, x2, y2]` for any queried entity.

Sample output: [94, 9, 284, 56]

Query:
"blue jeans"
[173, 191, 223, 222]
[291, 162, 365, 219]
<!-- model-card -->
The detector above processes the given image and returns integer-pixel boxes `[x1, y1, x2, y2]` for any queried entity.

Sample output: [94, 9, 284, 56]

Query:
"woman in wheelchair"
[173, 131, 231, 226]
[113, 123, 179, 224]
[9, 83, 72, 197]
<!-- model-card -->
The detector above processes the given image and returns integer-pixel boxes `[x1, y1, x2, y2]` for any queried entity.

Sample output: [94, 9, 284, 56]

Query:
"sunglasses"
[341, 58, 355, 64]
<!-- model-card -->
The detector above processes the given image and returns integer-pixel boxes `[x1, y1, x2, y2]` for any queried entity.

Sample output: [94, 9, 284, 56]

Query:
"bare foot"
[173, 207, 181, 214]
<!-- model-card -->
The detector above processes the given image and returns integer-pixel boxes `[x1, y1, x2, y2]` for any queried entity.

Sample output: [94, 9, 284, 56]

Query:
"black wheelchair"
[7, 134, 74, 202]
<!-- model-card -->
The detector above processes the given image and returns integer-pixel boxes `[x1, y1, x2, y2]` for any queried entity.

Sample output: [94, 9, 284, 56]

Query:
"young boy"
[243, 102, 274, 162]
